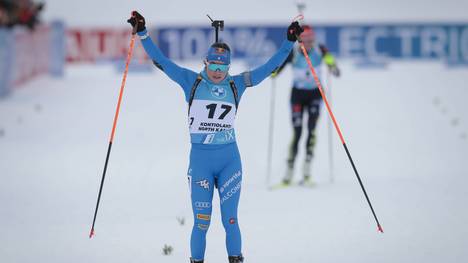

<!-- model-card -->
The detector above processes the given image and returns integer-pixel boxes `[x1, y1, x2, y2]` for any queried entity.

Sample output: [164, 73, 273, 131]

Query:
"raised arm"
[128, 11, 197, 90]
[248, 40, 294, 86]
[319, 44, 341, 77]
[246, 22, 303, 86]
[272, 50, 293, 77]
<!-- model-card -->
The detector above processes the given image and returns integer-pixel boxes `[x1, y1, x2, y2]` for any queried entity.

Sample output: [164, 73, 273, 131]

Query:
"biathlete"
[273, 25, 340, 186]
[127, 11, 303, 263]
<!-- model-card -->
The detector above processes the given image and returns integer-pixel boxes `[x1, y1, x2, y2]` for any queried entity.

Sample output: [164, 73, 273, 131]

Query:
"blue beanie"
[206, 42, 231, 65]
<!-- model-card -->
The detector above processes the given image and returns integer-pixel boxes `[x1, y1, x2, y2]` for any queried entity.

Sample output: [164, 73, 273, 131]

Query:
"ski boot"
[299, 155, 314, 186]
[190, 258, 203, 263]
[282, 159, 294, 185]
[228, 254, 244, 263]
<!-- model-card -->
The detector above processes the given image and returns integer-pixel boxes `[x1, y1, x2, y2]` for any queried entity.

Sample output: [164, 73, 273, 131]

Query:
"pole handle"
[130, 12, 139, 35]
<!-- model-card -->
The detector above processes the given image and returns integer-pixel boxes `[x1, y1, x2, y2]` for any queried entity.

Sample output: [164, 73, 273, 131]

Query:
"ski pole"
[265, 77, 277, 187]
[326, 71, 334, 184]
[296, 2, 306, 16]
[295, 20, 384, 233]
[89, 18, 138, 239]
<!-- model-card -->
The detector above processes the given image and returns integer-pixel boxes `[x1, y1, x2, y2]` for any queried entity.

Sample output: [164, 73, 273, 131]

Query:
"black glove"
[319, 44, 329, 55]
[36, 2, 45, 11]
[330, 66, 340, 77]
[287, 21, 304, 42]
[319, 44, 340, 77]
[127, 11, 146, 33]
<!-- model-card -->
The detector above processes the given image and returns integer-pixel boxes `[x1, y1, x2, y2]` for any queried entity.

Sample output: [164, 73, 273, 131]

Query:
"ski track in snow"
[0, 61, 467, 262]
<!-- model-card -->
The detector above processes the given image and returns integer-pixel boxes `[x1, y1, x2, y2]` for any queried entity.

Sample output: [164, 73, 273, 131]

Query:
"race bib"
[292, 66, 322, 89]
[188, 99, 236, 134]
[293, 67, 314, 82]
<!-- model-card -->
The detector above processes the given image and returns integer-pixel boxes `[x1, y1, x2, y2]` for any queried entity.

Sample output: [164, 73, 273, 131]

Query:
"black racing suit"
[274, 44, 340, 168]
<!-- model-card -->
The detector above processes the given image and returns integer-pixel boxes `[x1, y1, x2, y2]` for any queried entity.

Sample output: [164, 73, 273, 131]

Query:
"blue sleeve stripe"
[138, 29, 197, 95]
[241, 71, 253, 87]
[249, 40, 294, 86]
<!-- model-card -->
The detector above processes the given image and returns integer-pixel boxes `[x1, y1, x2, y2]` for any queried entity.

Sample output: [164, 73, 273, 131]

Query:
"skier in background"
[127, 11, 303, 263]
[273, 25, 340, 186]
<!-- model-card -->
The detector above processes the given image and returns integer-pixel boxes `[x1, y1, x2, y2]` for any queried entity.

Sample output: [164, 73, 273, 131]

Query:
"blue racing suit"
[138, 29, 293, 260]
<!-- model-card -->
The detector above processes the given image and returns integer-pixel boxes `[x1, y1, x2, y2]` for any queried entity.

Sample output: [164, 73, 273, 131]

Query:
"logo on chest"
[211, 86, 227, 99]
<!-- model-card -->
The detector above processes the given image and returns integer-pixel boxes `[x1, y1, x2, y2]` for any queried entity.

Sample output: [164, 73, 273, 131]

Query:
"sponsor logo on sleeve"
[197, 214, 211, 221]
[196, 179, 210, 190]
[220, 181, 242, 204]
[219, 171, 241, 194]
[197, 224, 209, 230]
[195, 201, 212, 210]
[211, 86, 226, 99]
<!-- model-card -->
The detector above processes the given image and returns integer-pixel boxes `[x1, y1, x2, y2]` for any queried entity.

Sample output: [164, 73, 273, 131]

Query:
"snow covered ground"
[1, 58, 467, 262]
[2, 0, 468, 262]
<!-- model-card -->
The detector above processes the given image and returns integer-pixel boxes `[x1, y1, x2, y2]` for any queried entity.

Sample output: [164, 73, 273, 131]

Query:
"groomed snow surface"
[1, 60, 467, 262]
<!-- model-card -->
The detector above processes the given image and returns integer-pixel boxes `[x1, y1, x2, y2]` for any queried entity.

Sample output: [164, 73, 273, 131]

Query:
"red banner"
[13, 26, 51, 87]
[66, 28, 149, 63]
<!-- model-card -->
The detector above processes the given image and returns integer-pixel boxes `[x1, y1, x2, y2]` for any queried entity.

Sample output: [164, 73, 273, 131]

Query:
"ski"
[269, 180, 317, 190]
